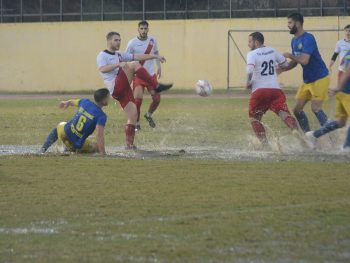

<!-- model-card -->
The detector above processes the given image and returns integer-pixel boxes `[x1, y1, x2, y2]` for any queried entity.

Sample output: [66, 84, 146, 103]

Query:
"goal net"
[227, 29, 341, 90]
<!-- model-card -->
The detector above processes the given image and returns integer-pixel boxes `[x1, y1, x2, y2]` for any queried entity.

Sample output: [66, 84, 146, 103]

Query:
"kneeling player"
[97, 32, 172, 149]
[246, 32, 302, 147]
[305, 50, 350, 151]
[41, 88, 110, 155]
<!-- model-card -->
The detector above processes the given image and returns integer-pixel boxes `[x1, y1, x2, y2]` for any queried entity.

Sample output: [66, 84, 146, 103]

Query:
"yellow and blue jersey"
[291, 32, 328, 84]
[64, 99, 107, 149]
[341, 50, 350, 94]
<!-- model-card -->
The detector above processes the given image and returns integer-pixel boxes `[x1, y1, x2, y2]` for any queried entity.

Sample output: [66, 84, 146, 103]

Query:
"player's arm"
[329, 42, 341, 71]
[59, 99, 80, 109]
[283, 52, 310, 66]
[95, 124, 106, 155]
[246, 65, 254, 90]
[329, 52, 339, 70]
[245, 52, 254, 90]
[133, 53, 166, 63]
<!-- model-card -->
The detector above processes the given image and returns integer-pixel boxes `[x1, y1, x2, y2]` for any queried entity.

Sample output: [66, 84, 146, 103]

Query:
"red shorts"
[133, 74, 158, 92]
[112, 69, 135, 108]
[249, 88, 290, 119]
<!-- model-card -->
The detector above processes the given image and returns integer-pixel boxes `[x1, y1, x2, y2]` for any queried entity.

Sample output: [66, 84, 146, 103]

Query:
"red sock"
[135, 98, 143, 122]
[284, 116, 298, 130]
[148, 93, 160, 114]
[125, 124, 136, 147]
[251, 120, 267, 143]
[135, 68, 157, 90]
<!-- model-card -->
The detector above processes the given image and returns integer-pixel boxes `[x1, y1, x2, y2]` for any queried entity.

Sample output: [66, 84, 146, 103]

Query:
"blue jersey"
[64, 99, 107, 149]
[291, 32, 328, 83]
[341, 50, 350, 94]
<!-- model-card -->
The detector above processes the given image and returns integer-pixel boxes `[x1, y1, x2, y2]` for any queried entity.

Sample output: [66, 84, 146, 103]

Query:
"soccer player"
[305, 50, 350, 151]
[281, 13, 330, 133]
[126, 20, 162, 130]
[328, 25, 350, 82]
[41, 88, 110, 155]
[97, 32, 172, 149]
[246, 32, 301, 147]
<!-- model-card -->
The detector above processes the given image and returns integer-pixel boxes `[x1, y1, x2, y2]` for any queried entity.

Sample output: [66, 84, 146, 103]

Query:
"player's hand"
[156, 55, 166, 63]
[283, 52, 292, 59]
[276, 66, 283, 75]
[59, 101, 69, 109]
[157, 68, 162, 79]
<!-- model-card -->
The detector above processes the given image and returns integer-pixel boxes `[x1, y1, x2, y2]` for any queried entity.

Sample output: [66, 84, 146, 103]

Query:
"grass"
[0, 95, 349, 262]
[0, 156, 349, 262]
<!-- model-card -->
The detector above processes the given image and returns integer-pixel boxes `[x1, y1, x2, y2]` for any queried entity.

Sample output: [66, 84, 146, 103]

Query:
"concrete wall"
[0, 16, 349, 92]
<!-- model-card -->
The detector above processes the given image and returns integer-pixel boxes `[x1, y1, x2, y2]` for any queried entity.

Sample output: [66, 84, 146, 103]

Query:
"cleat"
[155, 82, 173, 93]
[135, 124, 141, 132]
[125, 144, 137, 150]
[305, 131, 317, 149]
[144, 113, 156, 128]
[38, 147, 46, 154]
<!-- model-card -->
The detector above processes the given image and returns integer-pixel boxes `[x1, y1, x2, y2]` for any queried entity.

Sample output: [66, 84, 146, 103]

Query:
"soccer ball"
[195, 80, 212, 97]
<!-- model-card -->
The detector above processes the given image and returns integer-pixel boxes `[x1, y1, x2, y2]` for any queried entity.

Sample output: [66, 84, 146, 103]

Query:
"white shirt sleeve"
[275, 50, 287, 65]
[246, 52, 255, 74]
[334, 40, 341, 54]
[125, 40, 134, 54]
[97, 53, 107, 68]
[120, 52, 134, 62]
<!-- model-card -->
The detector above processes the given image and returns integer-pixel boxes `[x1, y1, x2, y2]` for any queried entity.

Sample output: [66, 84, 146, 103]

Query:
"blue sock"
[314, 110, 328, 126]
[294, 111, 310, 132]
[42, 128, 58, 152]
[313, 120, 339, 138]
[344, 126, 350, 148]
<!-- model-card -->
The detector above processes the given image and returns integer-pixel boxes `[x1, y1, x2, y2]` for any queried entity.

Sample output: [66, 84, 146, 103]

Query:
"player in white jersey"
[126, 20, 162, 130]
[96, 32, 172, 149]
[329, 25, 350, 82]
[246, 32, 301, 147]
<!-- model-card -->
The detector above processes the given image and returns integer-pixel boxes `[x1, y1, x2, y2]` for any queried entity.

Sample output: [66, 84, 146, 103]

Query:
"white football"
[195, 80, 212, 97]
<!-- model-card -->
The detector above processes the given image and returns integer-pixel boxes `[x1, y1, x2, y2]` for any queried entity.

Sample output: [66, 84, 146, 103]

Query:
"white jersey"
[334, 39, 350, 71]
[125, 36, 159, 75]
[96, 50, 134, 93]
[246, 46, 286, 93]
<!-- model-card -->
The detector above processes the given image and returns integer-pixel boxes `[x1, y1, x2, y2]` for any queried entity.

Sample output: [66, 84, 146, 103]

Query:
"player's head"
[106, 32, 121, 51]
[344, 25, 350, 39]
[248, 32, 264, 50]
[138, 20, 149, 39]
[94, 88, 110, 107]
[288, 13, 304, 35]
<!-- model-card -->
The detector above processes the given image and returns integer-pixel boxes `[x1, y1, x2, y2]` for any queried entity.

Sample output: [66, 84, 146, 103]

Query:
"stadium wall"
[0, 16, 349, 92]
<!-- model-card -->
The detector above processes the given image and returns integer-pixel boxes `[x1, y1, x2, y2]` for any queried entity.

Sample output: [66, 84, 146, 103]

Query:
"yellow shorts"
[296, 75, 330, 101]
[56, 122, 94, 153]
[335, 92, 350, 119]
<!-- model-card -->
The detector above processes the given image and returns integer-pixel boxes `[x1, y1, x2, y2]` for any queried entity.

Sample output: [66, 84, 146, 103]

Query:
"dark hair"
[138, 20, 149, 27]
[94, 88, 109, 103]
[249, 32, 264, 44]
[344, 24, 350, 30]
[288, 13, 304, 24]
[106, 31, 120, 40]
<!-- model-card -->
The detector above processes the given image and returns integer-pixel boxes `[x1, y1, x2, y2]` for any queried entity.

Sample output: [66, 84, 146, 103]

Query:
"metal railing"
[0, 0, 349, 23]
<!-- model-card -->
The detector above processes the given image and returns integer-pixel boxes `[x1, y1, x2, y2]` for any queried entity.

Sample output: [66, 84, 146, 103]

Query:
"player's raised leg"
[133, 84, 144, 131]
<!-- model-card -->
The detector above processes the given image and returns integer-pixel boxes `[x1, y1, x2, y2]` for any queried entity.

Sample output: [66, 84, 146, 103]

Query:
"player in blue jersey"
[41, 88, 110, 155]
[305, 50, 350, 151]
[280, 13, 330, 133]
